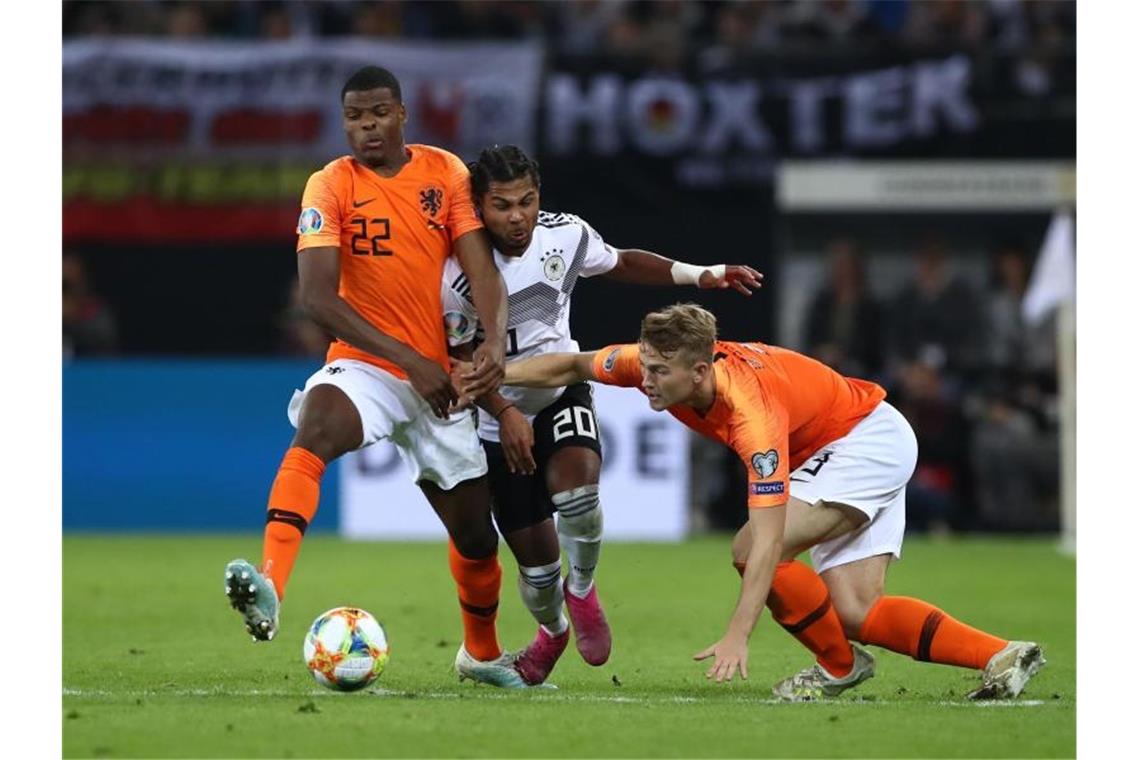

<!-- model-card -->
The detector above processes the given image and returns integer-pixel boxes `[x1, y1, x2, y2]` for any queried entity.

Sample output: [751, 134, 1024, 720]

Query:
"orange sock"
[261, 447, 325, 600]
[448, 540, 502, 661]
[857, 596, 1007, 670]
[764, 560, 855, 678]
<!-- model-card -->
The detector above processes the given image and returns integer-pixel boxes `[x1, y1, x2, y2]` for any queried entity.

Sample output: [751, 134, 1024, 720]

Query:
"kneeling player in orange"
[460, 303, 1045, 700]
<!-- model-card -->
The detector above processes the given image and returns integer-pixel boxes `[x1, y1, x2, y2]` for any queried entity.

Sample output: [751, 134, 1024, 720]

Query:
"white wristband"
[670, 262, 725, 286]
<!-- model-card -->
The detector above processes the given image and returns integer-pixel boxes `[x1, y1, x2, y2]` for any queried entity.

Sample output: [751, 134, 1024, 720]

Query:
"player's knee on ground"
[552, 486, 603, 541]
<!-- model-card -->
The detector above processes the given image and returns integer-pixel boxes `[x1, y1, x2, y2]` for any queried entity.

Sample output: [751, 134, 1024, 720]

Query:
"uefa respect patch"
[297, 207, 324, 234]
[750, 481, 785, 495]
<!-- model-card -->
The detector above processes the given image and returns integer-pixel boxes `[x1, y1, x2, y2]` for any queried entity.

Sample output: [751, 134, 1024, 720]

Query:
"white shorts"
[287, 359, 487, 491]
[790, 401, 918, 574]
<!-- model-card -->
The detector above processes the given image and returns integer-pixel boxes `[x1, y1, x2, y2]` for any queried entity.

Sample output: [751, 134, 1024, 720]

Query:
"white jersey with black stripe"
[441, 210, 619, 442]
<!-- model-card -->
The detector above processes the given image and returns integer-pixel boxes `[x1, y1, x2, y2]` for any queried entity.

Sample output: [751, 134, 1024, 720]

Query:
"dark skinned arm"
[448, 341, 536, 475]
[603, 249, 764, 296]
[453, 229, 509, 399]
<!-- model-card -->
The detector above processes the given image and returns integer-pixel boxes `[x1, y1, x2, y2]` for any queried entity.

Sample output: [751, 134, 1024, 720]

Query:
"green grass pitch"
[63, 535, 1074, 758]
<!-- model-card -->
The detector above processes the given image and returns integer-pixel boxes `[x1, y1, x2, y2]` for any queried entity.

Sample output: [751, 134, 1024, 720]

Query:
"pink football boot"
[564, 579, 612, 666]
[513, 626, 570, 686]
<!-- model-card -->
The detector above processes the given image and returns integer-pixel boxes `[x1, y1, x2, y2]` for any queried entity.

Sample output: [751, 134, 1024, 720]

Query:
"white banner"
[777, 161, 1076, 211]
[340, 383, 691, 541]
[63, 39, 542, 161]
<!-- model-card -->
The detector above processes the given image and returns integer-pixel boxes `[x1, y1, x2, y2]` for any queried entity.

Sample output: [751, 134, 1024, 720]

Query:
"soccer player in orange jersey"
[460, 303, 1045, 700]
[223, 66, 528, 688]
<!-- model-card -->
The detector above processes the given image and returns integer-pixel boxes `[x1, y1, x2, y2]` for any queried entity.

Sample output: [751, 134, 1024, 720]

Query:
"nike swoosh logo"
[353, 198, 375, 208]
[789, 477, 809, 483]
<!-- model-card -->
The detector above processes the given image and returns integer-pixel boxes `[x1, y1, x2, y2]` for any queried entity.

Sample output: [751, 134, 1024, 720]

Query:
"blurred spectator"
[968, 242, 1060, 531]
[63, 252, 119, 359]
[259, 2, 295, 40]
[165, 1, 209, 38]
[804, 238, 884, 379]
[698, 1, 781, 74]
[885, 237, 983, 378]
[352, 1, 405, 37]
[969, 393, 1059, 532]
[783, 0, 882, 44]
[983, 242, 1055, 374]
[902, 0, 989, 49]
[893, 350, 971, 534]
[551, 0, 630, 55]
[278, 278, 333, 358]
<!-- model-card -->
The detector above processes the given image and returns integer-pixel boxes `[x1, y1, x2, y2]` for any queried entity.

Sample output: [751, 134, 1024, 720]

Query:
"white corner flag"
[1022, 210, 1075, 326]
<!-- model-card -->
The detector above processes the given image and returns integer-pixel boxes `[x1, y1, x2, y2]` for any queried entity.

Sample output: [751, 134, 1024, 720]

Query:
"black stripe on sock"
[459, 599, 499, 618]
[917, 610, 945, 662]
[559, 503, 599, 518]
[520, 571, 562, 589]
[555, 497, 598, 515]
[782, 596, 833, 635]
[266, 509, 309, 535]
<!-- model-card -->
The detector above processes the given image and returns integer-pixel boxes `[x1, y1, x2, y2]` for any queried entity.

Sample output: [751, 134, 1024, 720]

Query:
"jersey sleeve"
[296, 167, 343, 252]
[440, 260, 479, 347]
[732, 398, 790, 509]
[443, 151, 485, 243]
[578, 218, 619, 277]
[590, 344, 643, 388]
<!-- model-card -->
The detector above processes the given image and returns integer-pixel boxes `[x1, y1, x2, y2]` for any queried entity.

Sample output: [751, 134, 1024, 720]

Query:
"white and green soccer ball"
[302, 606, 390, 691]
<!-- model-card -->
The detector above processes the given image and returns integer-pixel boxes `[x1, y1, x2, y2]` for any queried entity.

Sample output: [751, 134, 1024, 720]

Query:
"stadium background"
[62, 0, 1076, 544]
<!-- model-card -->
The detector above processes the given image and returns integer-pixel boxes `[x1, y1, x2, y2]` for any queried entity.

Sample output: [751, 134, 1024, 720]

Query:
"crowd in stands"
[800, 235, 1061, 535]
[64, 1, 1075, 54]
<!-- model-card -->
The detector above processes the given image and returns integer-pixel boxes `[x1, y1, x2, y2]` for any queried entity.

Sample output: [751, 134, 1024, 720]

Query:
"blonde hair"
[639, 303, 717, 365]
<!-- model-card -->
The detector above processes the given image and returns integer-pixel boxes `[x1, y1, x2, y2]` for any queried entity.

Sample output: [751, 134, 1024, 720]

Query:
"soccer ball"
[302, 606, 390, 691]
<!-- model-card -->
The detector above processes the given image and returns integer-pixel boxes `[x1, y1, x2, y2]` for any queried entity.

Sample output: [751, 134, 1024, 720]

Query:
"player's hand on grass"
[693, 633, 749, 683]
[699, 265, 764, 296]
[497, 407, 536, 475]
[463, 340, 507, 400]
[407, 353, 458, 419]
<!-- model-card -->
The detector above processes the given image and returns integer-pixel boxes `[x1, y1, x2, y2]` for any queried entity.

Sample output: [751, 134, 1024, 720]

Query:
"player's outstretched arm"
[299, 247, 457, 417]
[453, 230, 509, 399]
[507, 351, 598, 389]
[458, 351, 597, 397]
[604, 249, 764, 296]
[694, 504, 785, 683]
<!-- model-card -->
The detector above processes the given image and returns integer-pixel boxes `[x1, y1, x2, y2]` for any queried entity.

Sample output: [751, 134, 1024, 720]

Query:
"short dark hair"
[468, 145, 541, 199]
[341, 66, 402, 102]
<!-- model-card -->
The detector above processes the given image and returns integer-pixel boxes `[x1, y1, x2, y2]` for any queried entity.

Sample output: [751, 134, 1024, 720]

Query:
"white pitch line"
[62, 687, 1051, 708]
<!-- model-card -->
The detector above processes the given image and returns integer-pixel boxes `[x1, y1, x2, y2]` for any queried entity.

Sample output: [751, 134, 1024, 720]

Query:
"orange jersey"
[592, 341, 886, 508]
[296, 145, 484, 379]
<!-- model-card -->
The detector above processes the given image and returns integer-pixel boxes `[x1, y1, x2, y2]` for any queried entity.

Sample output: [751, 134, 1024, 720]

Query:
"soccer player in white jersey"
[442, 145, 763, 685]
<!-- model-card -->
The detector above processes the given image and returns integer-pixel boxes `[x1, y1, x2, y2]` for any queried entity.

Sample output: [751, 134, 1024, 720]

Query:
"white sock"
[518, 561, 568, 635]
[552, 485, 603, 598]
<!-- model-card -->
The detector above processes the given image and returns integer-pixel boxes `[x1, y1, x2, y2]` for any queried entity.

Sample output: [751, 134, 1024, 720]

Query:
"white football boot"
[454, 645, 535, 689]
[967, 641, 1045, 700]
[772, 645, 876, 701]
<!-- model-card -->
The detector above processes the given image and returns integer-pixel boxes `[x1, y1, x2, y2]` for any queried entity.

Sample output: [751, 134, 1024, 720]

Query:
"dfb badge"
[544, 254, 566, 281]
